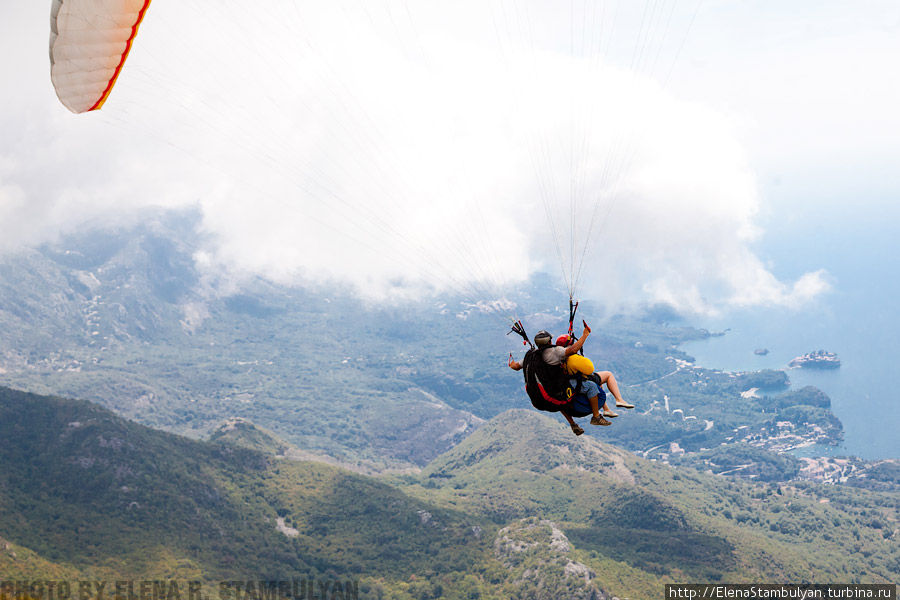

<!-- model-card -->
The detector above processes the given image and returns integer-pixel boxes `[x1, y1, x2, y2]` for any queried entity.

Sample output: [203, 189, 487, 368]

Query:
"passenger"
[555, 334, 634, 417]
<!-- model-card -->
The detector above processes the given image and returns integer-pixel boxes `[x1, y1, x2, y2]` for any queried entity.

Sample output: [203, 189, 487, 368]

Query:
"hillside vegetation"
[0, 387, 492, 590]
[396, 410, 899, 597]
[1, 388, 895, 598]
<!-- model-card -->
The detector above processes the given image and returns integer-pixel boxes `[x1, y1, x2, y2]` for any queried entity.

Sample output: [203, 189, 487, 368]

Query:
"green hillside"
[0, 388, 897, 598]
[0, 386, 625, 598]
[0, 387, 492, 587]
[394, 409, 899, 598]
[0, 536, 83, 580]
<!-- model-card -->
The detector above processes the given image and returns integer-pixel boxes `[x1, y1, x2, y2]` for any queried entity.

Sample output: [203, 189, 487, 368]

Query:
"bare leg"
[560, 409, 577, 427]
[588, 373, 615, 415]
[596, 371, 633, 408]
[588, 394, 601, 419]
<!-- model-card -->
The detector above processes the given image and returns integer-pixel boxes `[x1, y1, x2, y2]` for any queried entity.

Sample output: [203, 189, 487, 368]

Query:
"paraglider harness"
[509, 299, 584, 413]
[521, 345, 583, 413]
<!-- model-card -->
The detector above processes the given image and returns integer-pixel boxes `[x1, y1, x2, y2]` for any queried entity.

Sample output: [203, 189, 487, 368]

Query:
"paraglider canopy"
[49, 0, 151, 113]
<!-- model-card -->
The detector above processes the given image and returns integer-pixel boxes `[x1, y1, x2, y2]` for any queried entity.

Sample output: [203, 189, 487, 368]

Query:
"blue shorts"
[572, 378, 601, 399]
[569, 378, 606, 418]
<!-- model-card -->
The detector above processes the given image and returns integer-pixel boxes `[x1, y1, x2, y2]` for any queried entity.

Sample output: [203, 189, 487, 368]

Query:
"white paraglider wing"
[49, 0, 151, 113]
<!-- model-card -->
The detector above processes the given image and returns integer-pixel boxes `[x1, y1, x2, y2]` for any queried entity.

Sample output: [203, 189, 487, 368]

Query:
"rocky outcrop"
[494, 517, 608, 600]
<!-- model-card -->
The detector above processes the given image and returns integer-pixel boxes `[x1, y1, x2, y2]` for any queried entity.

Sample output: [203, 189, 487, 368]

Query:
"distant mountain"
[0, 210, 495, 471]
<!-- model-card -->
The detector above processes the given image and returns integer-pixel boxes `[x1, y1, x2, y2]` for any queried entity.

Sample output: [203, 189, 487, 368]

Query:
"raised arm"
[564, 321, 592, 357]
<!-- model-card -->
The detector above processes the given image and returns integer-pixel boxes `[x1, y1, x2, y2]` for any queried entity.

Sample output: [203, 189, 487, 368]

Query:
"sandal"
[571, 423, 584, 436]
[590, 415, 612, 426]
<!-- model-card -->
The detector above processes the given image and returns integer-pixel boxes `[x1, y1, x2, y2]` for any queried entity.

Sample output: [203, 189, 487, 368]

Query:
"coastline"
[679, 319, 896, 461]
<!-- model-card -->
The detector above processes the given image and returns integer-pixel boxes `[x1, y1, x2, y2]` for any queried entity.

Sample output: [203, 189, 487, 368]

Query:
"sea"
[680, 196, 899, 460]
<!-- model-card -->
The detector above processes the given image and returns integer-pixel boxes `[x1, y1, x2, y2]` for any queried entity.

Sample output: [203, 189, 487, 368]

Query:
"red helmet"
[556, 334, 573, 347]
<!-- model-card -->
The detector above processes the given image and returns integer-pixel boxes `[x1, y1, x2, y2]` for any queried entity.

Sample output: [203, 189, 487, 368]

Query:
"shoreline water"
[679, 309, 896, 460]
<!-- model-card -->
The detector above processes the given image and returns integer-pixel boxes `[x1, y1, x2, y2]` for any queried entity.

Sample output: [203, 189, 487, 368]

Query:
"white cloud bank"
[0, 1, 831, 315]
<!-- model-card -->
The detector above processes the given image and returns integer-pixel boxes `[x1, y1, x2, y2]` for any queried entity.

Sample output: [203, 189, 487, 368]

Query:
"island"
[789, 350, 840, 369]
[754, 348, 769, 356]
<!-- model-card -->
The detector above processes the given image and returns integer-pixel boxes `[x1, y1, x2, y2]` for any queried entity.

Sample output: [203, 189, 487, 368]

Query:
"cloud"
[0, 1, 830, 314]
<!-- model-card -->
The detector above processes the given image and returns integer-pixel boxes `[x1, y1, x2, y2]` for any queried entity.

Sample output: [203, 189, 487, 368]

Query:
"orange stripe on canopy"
[89, 0, 152, 112]
[50, 0, 153, 114]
